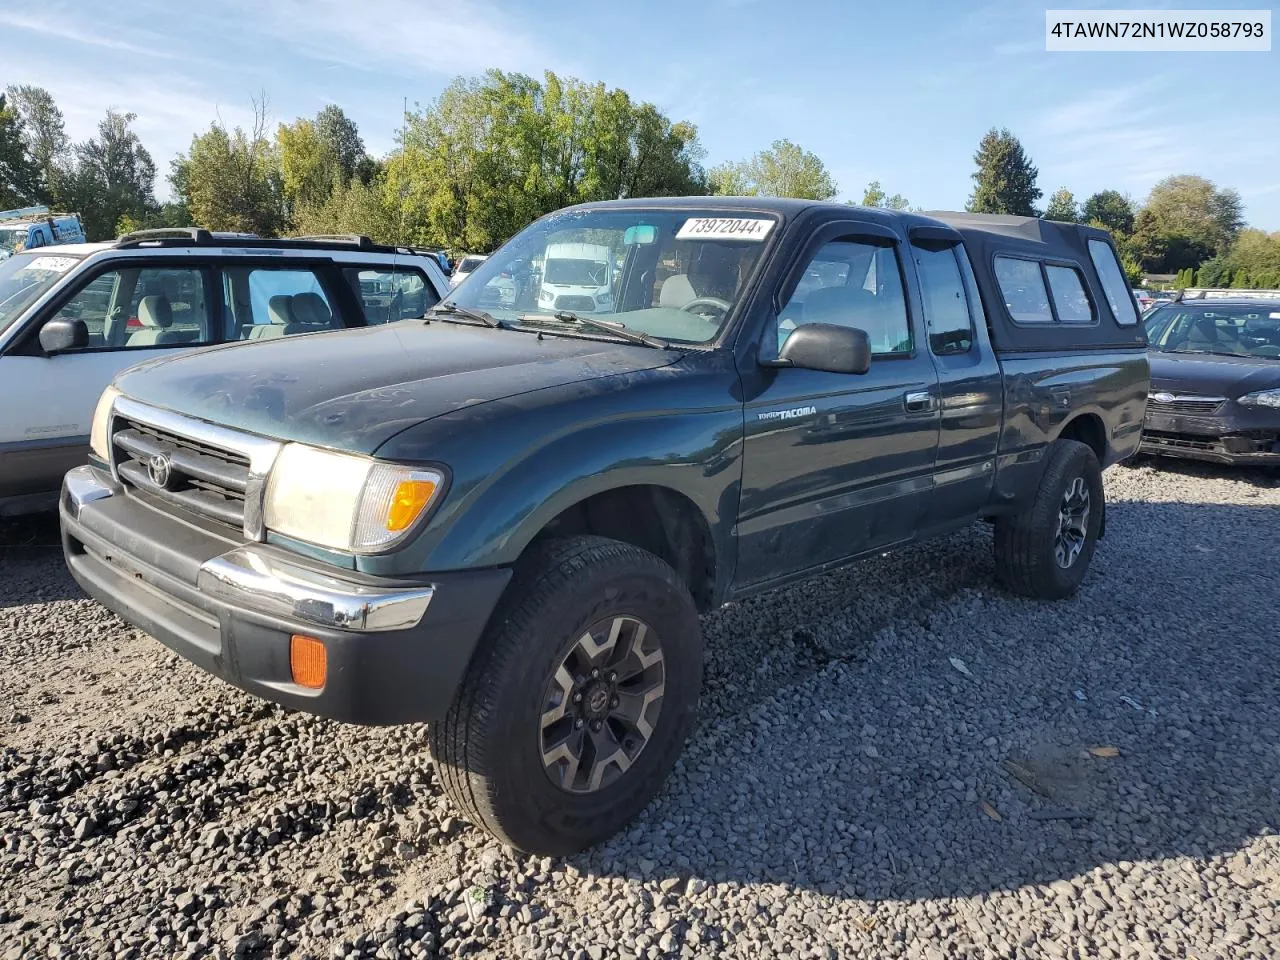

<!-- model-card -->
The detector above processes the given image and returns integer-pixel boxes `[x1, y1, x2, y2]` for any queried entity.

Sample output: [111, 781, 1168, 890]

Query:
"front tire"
[994, 439, 1104, 600]
[431, 536, 703, 855]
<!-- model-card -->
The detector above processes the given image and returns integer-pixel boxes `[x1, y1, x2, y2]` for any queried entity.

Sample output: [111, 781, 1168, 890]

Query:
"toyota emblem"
[1151, 392, 1175, 404]
[147, 453, 173, 488]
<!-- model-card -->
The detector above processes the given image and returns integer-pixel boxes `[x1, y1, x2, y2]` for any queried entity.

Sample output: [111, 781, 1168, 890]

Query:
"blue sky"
[2, 0, 1278, 227]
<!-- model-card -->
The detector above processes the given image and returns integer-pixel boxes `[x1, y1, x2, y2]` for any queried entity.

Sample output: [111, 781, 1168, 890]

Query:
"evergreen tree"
[966, 128, 1041, 216]
[1044, 187, 1079, 222]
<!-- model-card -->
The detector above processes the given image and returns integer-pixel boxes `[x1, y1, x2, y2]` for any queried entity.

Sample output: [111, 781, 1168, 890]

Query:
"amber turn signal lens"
[290, 634, 327, 689]
[385, 479, 438, 532]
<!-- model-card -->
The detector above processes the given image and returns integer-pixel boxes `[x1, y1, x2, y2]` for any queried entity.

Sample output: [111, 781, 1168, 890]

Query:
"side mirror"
[39, 317, 89, 354]
[770, 322, 871, 375]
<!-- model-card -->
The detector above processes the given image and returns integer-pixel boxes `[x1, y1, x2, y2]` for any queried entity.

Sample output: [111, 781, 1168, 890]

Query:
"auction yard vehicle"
[59, 199, 1149, 855]
[537, 241, 613, 312]
[1140, 289, 1280, 465]
[0, 206, 87, 257]
[450, 254, 487, 286]
[0, 230, 448, 516]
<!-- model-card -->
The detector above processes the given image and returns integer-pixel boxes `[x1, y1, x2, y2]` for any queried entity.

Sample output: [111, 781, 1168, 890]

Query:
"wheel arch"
[525, 484, 720, 612]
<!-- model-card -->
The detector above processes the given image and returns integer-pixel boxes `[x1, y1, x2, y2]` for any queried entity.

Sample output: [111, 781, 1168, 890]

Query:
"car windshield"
[0, 227, 28, 256]
[457, 257, 485, 273]
[1144, 303, 1280, 360]
[446, 208, 777, 344]
[0, 251, 83, 337]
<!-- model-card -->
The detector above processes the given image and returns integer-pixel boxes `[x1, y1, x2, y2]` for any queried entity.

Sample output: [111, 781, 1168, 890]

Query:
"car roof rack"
[289, 234, 378, 250]
[116, 227, 215, 248]
[1179, 287, 1280, 301]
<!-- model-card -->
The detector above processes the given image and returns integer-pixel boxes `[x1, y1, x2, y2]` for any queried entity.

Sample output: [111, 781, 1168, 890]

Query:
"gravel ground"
[2, 458, 1278, 960]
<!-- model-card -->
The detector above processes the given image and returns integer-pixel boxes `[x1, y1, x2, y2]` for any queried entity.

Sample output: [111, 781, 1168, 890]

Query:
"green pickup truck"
[60, 198, 1149, 854]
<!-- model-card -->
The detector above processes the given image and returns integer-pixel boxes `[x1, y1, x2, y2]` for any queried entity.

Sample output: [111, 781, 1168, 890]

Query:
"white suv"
[0, 229, 449, 516]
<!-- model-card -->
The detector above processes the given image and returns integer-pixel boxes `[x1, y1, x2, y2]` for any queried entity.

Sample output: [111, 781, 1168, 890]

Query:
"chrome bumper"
[62, 465, 433, 633]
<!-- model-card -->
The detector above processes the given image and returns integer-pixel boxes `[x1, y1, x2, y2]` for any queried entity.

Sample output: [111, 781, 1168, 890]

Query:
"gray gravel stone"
[3, 463, 1280, 959]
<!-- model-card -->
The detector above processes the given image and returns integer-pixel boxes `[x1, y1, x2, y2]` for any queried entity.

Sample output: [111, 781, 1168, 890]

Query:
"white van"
[537, 242, 613, 313]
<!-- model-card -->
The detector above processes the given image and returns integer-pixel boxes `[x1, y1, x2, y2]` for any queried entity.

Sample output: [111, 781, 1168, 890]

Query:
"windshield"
[0, 227, 28, 256]
[457, 257, 485, 273]
[447, 208, 777, 344]
[1145, 303, 1280, 360]
[545, 257, 608, 287]
[0, 252, 83, 338]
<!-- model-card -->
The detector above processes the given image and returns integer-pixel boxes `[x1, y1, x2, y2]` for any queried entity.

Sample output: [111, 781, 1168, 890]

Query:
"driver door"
[735, 225, 941, 588]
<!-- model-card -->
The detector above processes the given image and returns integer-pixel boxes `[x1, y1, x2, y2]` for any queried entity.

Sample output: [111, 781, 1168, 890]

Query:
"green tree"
[1044, 187, 1079, 223]
[1225, 229, 1280, 286]
[966, 127, 1041, 216]
[859, 180, 909, 210]
[69, 110, 157, 240]
[708, 162, 751, 196]
[294, 175, 396, 243]
[1081, 190, 1134, 235]
[0, 96, 41, 209]
[277, 118, 340, 214]
[716, 139, 836, 200]
[1195, 254, 1230, 287]
[394, 70, 708, 252]
[174, 99, 284, 235]
[314, 104, 368, 184]
[1130, 174, 1244, 272]
[4, 85, 72, 206]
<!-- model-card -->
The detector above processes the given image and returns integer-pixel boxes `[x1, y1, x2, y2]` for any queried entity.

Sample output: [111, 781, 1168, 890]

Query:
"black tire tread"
[994, 439, 1103, 600]
[431, 534, 697, 851]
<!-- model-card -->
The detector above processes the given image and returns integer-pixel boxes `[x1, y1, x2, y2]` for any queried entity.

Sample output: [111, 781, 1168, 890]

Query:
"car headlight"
[1238, 389, 1280, 409]
[263, 443, 445, 553]
[596, 291, 613, 305]
[89, 385, 121, 463]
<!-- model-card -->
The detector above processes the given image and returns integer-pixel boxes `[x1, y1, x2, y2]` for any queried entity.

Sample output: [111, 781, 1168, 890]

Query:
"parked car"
[1133, 287, 1155, 310]
[0, 229, 448, 516]
[0, 206, 87, 258]
[537, 242, 614, 312]
[1140, 290, 1280, 465]
[60, 200, 1148, 855]
[450, 254, 488, 287]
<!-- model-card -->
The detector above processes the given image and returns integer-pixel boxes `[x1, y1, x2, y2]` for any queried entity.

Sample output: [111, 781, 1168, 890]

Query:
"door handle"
[904, 391, 937, 413]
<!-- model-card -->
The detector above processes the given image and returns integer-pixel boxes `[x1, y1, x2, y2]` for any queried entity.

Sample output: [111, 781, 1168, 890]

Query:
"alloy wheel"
[1054, 476, 1091, 568]
[539, 615, 666, 794]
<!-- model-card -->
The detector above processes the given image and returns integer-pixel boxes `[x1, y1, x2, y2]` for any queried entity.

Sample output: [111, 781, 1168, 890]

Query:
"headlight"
[539, 289, 553, 303]
[1238, 389, 1280, 409]
[89, 385, 120, 462]
[263, 444, 445, 553]
[596, 291, 612, 305]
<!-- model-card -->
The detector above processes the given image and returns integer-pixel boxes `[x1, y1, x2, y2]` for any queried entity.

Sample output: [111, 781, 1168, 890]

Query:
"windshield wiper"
[519, 310, 670, 349]
[427, 301, 506, 329]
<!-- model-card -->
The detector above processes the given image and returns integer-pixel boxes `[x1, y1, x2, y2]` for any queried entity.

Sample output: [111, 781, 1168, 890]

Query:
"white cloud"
[217, 0, 575, 79]
[0, 7, 176, 58]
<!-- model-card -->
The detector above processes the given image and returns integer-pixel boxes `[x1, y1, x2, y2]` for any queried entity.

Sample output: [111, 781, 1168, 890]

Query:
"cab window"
[221, 266, 342, 340]
[776, 239, 912, 356]
[51, 265, 213, 350]
[342, 267, 438, 324]
[912, 241, 974, 355]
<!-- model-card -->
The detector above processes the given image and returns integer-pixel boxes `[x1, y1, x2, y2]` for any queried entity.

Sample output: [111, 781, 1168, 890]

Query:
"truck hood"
[114, 322, 679, 455]
[1149, 350, 1280, 398]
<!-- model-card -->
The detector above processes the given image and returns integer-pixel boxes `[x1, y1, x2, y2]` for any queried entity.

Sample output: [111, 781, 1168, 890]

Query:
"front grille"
[554, 295, 597, 312]
[112, 419, 249, 529]
[1143, 430, 1279, 455]
[1146, 393, 1225, 415]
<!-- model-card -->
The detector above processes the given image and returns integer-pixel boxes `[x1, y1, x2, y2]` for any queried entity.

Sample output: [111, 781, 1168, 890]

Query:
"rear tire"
[994, 439, 1104, 600]
[430, 535, 703, 855]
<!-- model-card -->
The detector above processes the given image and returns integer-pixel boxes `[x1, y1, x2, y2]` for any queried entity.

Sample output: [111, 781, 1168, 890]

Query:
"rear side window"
[912, 242, 974, 355]
[220, 267, 341, 341]
[343, 267, 439, 324]
[994, 256, 1053, 323]
[1044, 264, 1094, 324]
[1087, 238, 1140, 326]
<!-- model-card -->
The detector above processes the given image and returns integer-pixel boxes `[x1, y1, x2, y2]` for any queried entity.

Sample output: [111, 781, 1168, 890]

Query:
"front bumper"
[1141, 408, 1280, 466]
[60, 466, 511, 725]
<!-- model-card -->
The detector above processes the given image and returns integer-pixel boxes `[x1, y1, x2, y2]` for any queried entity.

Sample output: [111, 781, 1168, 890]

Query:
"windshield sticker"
[22, 255, 78, 273]
[676, 217, 774, 242]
